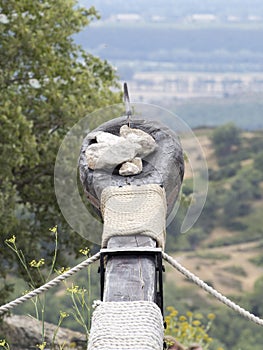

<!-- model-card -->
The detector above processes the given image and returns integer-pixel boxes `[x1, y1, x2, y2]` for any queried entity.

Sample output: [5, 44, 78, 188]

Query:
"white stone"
[120, 125, 156, 158]
[88, 131, 121, 145]
[119, 157, 143, 176]
[85, 139, 140, 170]
[85, 127, 156, 174]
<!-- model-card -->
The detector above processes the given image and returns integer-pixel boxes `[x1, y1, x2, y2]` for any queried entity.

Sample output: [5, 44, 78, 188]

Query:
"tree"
[254, 151, 263, 179]
[211, 123, 241, 159]
[0, 0, 121, 303]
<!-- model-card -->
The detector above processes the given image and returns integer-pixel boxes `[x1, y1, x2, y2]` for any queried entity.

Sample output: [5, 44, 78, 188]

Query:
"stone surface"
[92, 131, 121, 145]
[120, 125, 157, 158]
[79, 116, 184, 218]
[85, 127, 157, 173]
[2, 314, 86, 350]
[85, 139, 140, 170]
[119, 157, 143, 176]
[85, 125, 156, 176]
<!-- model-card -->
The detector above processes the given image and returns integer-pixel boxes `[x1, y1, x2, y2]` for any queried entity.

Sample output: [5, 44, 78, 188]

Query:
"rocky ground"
[1, 314, 87, 349]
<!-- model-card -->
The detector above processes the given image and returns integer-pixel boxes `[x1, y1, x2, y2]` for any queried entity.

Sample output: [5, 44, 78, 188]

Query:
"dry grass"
[165, 130, 263, 297]
[166, 239, 263, 296]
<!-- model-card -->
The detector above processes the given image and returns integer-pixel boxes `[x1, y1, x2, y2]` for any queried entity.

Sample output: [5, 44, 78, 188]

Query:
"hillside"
[166, 127, 263, 297]
[4, 125, 263, 350]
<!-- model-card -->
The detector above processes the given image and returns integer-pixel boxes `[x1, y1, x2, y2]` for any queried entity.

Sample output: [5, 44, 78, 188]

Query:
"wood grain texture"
[103, 236, 157, 303]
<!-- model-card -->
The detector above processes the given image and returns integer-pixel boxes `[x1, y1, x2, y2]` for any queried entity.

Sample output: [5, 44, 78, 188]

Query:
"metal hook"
[123, 82, 132, 127]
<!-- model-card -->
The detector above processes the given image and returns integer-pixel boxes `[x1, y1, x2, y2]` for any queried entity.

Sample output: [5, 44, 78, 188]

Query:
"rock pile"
[85, 125, 156, 176]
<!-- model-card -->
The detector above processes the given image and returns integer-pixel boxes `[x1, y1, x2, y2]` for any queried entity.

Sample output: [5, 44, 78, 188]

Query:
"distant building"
[227, 15, 241, 22]
[248, 15, 262, 22]
[128, 72, 263, 101]
[188, 14, 217, 23]
[151, 15, 165, 22]
[109, 13, 142, 23]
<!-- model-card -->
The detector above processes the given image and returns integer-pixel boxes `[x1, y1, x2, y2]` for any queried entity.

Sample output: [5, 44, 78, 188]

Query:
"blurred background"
[78, 0, 263, 129]
[1, 1, 263, 349]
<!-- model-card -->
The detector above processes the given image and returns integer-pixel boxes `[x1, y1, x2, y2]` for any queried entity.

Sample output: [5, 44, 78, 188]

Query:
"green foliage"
[194, 252, 230, 260]
[249, 254, 263, 267]
[207, 230, 262, 248]
[2, 228, 95, 348]
[164, 274, 263, 350]
[165, 125, 263, 350]
[210, 276, 263, 350]
[0, 0, 121, 302]
[253, 151, 263, 178]
[222, 265, 247, 277]
[4, 228, 61, 343]
[171, 96, 263, 130]
[211, 123, 241, 158]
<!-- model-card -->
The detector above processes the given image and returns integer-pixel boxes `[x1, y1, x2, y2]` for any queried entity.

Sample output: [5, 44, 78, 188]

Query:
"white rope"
[87, 301, 164, 350]
[2, 248, 263, 329]
[101, 184, 167, 249]
[162, 251, 263, 327]
[0, 252, 100, 315]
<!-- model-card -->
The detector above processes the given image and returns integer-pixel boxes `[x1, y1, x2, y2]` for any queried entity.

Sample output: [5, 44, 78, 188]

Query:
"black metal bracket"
[123, 82, 132, 126]
[99, 247, 164, 315]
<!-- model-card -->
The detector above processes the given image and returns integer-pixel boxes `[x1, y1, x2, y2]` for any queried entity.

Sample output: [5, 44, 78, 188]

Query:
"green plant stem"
[87, 261, 91, 331]
[52, 315, 63, 348]
[47, 231, 58, 281]
[41, 294, 46, 342]
[5, 242, 35, 287]
[71, 292, 89, 336]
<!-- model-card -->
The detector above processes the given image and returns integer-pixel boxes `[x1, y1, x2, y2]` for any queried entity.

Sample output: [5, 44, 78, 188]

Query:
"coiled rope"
[1, 250, 263, 327]
[0, 252, 100, 315]
[88, 301, 164, 350]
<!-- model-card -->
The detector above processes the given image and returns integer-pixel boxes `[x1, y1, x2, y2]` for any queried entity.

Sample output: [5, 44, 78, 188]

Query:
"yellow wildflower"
[56, 267, 70, 275]
[49, 225, 58, 234]
[36, 342, 46, 350]
[179, 315, 187, 321]
[166, 306, 176, 312]
[29, 258, 45, 268]
[60, 311, 69, 319]
[79, 247, 90, 256]
[5, 235, 16, 244]
[67, 285, 79, 294]
[171, 310, 178, 317]
[207, 313, 216, 320]
[66, 284, 86, 294]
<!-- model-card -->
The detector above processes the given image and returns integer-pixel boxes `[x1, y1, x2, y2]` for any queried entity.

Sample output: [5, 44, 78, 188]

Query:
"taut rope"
[0, 252, 100, 315]
[162, 252, 263, 327]
[1, 245, 263, 327]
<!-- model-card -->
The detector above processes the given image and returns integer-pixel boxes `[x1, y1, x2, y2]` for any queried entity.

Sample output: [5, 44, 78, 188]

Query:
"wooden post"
[103, 236, 157, 302]
[79, 113, 184, 348]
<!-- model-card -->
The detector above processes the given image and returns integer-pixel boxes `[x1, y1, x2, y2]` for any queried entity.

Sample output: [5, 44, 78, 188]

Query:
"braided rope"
[1, 248, 262, 329]
[88, 301, 164, 350]
[162, 251, 263, 326]
[101, 184, 167, 249]
[0, 252, 100, 315]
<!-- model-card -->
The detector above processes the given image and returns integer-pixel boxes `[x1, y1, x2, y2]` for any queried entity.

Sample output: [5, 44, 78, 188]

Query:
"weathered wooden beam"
[79, 110, 184, 349]
[103, 236, 157, 302]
